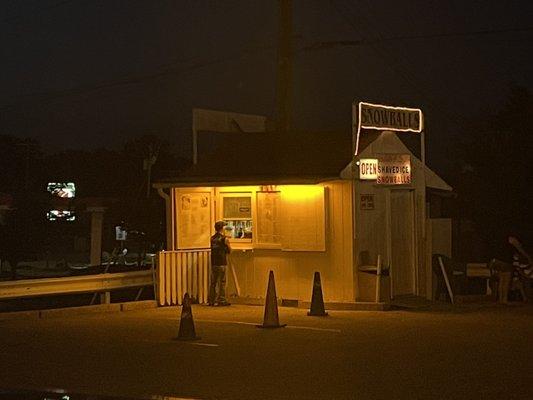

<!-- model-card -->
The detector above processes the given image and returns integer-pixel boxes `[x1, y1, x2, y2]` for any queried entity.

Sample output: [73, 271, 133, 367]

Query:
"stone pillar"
[87, 207, 106, 267]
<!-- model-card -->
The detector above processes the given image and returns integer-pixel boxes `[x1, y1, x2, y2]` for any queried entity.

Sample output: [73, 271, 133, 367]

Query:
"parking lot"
[1, 302, 532, 399]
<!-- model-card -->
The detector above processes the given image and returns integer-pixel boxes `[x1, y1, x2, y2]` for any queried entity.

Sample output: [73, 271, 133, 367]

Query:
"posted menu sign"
[359, 155, 411, 185]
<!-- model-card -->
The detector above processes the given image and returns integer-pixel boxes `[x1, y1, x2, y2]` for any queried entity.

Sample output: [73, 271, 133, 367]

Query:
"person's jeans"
[208, 265, 227, 304]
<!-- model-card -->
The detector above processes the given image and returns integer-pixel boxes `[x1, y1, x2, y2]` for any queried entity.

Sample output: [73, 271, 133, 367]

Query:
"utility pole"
[15, 141, 32, 192]
[277, 0, 292, 133]
[143, 142, 159, 198]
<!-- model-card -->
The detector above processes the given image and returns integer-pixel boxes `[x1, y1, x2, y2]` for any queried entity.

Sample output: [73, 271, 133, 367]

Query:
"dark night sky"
[1, 0, 532, 170]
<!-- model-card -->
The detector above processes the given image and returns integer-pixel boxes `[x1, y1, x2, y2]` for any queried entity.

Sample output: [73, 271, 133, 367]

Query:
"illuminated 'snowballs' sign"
[360, 102, 422, 132]
[359, 155, 412, 185]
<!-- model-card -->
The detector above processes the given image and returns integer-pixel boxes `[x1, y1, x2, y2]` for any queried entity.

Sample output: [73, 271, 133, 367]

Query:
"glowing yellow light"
[354, 101, 423, 155]
[279, 185, 323, 200]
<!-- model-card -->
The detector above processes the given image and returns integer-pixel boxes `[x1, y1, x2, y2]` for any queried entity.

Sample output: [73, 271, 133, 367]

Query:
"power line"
[0, 44, 277, 111]
[5, 2, 529, 113]
[380, 26, 533, 41]
[302, 25, 533, 51]
[327, 0, 470, 128]
[354, 0, 474, 127]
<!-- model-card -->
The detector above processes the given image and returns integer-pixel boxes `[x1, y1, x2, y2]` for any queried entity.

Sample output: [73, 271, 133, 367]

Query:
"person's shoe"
[217, 302, 231, 307]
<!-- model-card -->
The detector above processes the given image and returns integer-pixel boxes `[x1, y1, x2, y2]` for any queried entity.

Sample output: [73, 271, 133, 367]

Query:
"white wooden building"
[154, 130, 452, 307]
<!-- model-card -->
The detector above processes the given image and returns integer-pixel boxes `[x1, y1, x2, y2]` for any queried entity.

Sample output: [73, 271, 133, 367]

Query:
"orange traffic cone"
[308, 271, 328, 316]
[175, 293, 201, 341]
[257, 270, 286, 328]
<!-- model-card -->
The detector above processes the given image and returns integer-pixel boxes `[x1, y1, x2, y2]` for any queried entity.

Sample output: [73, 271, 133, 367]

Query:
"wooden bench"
[466, 262, 493, 295]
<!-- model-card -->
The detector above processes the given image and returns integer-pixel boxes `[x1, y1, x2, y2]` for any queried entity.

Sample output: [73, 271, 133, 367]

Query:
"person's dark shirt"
[210, 232, 229, 266]
[493, 236, 515, 263]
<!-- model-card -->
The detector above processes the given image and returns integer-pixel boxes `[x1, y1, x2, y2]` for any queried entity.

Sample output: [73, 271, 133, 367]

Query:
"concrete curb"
[0, 301, 160, 321]
[120, 300, 158, 311]
[0, 310, 40, 321]
[0, 299, 391, 320]
[40, 303, 121, 318]
[229, 297, 265, 306]
[455, 294, 497, 304]
[299, 301, 391, 311]
[230, 296, 391, 311]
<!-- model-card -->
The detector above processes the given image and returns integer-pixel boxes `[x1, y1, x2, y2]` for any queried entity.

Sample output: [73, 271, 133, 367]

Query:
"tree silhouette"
[452, 85, 533, 257]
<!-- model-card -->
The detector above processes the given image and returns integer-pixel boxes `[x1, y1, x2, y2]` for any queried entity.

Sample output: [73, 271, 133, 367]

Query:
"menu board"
[176, 192, 211, 249]
[223, 196, 252, 219]
[256, 192, 281, 245]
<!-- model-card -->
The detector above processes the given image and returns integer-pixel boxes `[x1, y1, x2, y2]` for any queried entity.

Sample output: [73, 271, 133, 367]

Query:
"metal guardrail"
[0, 270, 154, 300]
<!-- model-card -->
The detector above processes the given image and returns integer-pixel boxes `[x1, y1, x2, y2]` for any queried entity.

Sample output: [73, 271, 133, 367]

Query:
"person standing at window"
[208, 221, 232, 306]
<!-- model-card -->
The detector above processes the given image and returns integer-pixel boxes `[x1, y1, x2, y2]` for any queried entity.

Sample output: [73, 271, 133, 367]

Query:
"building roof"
[154, 129, 450, 191]
[154, 130, 353, 187]
[341, 131, 453, 191]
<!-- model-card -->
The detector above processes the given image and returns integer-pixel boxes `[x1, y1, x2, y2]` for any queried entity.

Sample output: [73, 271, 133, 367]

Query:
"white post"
[385, 190, 393, 298]
[438, 256, 454, 304]
[157, 188, 173, 250]
[375, 255, 382, 303]
[351, 102, 358, 301]
[192, 109, 198, 165]
[229, 258, 241, 297]
[421, 130, 427, 239]
[192, 128, 198, 165]
[100, 291, 111, 304]
[421, 130, 426, 167]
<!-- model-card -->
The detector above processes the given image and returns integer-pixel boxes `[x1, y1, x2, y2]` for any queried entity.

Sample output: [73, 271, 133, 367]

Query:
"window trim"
[219, 192, 254, 245]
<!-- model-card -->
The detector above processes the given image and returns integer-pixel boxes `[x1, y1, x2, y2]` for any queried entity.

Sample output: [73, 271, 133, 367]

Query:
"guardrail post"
[100, 291, 111, 304]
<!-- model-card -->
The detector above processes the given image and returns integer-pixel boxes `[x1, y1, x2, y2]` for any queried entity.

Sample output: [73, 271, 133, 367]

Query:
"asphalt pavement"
[1, 303, 532, 399]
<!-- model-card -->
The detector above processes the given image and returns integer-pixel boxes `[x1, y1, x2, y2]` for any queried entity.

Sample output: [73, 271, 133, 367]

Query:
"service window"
[280, 185, 325, 251]
[220, 193, 253, 243]
[215, 186, 325, 251]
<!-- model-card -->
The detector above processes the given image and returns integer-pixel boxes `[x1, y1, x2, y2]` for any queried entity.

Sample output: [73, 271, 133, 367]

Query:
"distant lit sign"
[116, 226, 127, 241]
[354, 102, 423, 155]
[358, 155, 411, 185]
[47, 182, 76, 198]
[47, 210, 75, 221]
[359, 159, 378, 180]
